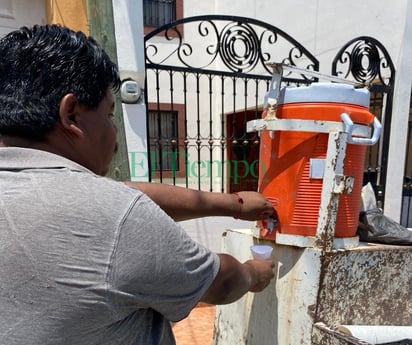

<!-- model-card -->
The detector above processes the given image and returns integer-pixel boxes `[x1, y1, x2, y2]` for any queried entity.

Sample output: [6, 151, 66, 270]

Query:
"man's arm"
[125, 182, 276, 222]
[200, 254, 275, 305]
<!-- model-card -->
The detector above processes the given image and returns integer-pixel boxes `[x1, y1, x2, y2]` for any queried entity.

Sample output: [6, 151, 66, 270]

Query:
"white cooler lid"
[277, 83, 370, 108]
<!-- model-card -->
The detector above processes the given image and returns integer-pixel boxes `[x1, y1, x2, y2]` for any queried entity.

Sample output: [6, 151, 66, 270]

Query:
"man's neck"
[1, 135, 44, 149]
[0, 136, 64, 157]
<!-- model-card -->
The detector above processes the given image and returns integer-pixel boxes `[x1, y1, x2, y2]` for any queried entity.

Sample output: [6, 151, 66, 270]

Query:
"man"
[0, 24, 276, 345]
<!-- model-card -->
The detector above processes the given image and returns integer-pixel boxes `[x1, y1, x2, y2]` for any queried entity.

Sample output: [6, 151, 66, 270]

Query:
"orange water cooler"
[255, 83, 381, 242]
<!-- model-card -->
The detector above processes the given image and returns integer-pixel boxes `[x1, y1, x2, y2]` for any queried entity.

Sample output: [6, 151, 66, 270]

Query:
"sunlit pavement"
[172, 303, 216, 345]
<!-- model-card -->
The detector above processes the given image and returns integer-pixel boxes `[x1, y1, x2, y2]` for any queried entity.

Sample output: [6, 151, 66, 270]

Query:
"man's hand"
[243, 259, 275, 292]
[234, 191, 278, 221]
[201, 254, 275, 305]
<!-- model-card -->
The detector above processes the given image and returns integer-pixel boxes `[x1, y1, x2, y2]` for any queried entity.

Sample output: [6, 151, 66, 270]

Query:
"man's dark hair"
[0, 24, 121, 140]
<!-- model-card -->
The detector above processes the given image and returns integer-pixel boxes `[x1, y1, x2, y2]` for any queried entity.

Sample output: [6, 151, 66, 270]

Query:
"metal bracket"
[333, 175, 354, 194]
[267, 62, 366, 88]
[264, 63, 283, 108]
[247, 118, 372, 137]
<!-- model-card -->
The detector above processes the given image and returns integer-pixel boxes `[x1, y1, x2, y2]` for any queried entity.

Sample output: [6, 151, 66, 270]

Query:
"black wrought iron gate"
[144, 15, 395, 208]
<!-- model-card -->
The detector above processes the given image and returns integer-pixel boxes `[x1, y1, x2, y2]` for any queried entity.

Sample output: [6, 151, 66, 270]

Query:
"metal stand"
[247, 117, 374, 250]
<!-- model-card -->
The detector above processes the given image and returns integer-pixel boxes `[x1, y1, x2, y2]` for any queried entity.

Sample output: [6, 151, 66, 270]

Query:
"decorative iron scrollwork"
[219, 22, 260, 72]
[145, 15, 319, 79]
[332, 36, 394, 86]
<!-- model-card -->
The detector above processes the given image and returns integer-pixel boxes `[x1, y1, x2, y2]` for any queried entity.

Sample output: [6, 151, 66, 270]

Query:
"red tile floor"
[172, 303, 216, 345]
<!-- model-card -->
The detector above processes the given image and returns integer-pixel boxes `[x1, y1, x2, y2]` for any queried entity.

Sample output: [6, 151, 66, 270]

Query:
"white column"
[112, 0, 149, 181]
[384, 0, 412, 222]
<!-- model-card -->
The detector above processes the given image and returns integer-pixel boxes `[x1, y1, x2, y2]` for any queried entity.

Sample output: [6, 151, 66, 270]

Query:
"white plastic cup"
[250, 245, 273, 260]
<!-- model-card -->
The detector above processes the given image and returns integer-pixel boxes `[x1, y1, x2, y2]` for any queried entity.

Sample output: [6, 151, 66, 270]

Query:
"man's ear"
[59, 93, 83, 137]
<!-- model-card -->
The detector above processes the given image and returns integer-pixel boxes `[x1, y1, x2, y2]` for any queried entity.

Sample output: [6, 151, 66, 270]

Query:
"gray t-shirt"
[0, 147, 220, 345]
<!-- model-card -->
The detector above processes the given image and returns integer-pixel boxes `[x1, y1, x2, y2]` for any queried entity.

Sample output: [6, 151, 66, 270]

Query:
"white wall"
[0, 0, 46, 37]
[385, 1, 412, 221]
[180, 218, 254, 253]
[113, 0, 150, 182]
[185, 0, 407, 74]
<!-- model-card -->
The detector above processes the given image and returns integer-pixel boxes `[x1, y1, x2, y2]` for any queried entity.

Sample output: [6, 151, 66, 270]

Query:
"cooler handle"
[341, 113, 382, 146]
